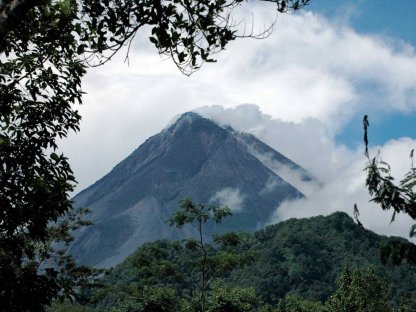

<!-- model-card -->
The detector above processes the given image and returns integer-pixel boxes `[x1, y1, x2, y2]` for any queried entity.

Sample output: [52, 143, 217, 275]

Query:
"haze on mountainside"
[70, 112, 314, 268]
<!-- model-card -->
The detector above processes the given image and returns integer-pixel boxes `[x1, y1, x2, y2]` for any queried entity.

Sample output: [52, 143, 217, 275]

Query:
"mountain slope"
[70, 112, 310, 268]
[94, 212, 416, 309]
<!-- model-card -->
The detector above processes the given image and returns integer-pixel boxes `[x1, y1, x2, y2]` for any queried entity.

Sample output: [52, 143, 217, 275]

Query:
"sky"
[59, 0, 416, 240]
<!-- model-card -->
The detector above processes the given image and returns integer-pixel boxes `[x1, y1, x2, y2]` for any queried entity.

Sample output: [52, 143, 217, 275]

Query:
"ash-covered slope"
[71, 112, 310, 268]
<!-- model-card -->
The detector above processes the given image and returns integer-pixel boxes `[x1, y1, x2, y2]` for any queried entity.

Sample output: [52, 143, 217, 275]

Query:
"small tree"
[167, 198, 253, 312]
[326, 267, 390, 312]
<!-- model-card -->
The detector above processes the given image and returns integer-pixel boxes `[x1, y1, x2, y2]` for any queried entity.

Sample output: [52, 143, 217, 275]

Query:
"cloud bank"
[272, 138, 416, 241]
[58, 5, 416, 239]
[197, 105, 416, 240]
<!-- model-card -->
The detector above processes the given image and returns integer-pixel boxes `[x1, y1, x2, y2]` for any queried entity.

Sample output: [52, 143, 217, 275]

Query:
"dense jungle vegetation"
[50, 212, 416, 312]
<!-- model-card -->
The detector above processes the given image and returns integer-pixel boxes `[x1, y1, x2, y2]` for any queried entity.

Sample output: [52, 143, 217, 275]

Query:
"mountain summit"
[70, 112, 312, 268]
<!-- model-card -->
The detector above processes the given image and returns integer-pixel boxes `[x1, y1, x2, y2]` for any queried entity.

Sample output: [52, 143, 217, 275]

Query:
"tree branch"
[0, 0, 44, 48]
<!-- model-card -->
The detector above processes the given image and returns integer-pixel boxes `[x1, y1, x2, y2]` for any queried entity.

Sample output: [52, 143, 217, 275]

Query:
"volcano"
[70, 112, 313, 268]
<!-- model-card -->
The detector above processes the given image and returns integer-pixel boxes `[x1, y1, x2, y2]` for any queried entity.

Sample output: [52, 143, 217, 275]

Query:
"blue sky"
[311, 0, 416, 45]
[337, 110, 416, 148]
[309, 0, 416, 147]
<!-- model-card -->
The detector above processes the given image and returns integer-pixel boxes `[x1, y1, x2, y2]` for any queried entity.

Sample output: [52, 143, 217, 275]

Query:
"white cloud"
[195, 104, 351, 183]
[271, 138, 416, 240]
[210, 188, 246, 212]
[58, 4, 416, 241]
[193, 105, 416, 240]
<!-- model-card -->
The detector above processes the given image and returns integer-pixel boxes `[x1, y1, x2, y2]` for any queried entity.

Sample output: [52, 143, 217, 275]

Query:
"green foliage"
[205, 282, 261, 312]
[168, 198, 232, 227]
[47, 301, 97, 312]
[213, 232, 244, 248]
[380, 239, 416, 265]
[0, 1, 99, 310]
[395, 293, 416, 312]
[80, 0, 309, 75]
[232, 212, 407, 304]
[363, 116, 416, 264]
[168, 199, 252, 312]
[274, 295, 326, 312]
[365, 154, 416, 221]
[326, 267, 390, 312]
[115, 286, 180, 312]
[76, 212, 416, 311]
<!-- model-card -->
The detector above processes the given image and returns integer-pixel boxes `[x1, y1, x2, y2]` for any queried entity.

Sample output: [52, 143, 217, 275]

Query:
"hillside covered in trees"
[51, 212, 416, 311]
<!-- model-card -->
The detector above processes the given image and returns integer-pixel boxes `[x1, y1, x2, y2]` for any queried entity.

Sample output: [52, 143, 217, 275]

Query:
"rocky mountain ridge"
[70, 112, 314, 268]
